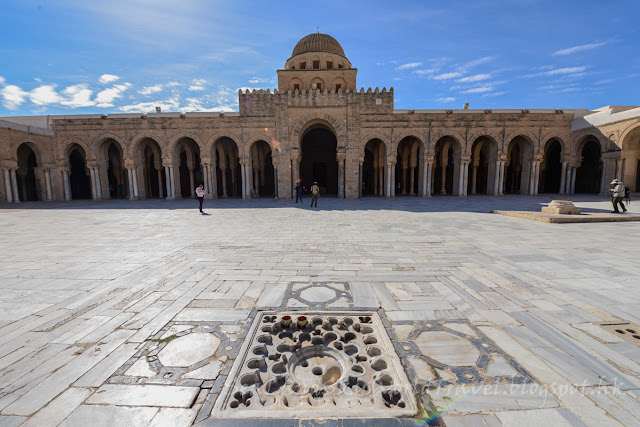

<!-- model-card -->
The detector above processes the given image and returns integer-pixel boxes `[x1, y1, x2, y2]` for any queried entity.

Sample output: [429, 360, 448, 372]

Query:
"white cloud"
[189, 78, 207, 91]
[397, 62, 422, 70]
[1, 85, 28, 110]
[458, 74, 491, 83]
[525, 66, 587, 78]
[436, 97, 456, 102]
[460, 56, 494, 70]
[98, 74, 120, 84]
[248, 77, 273, 84]
[0, 76, 6, 86]
[166, 82, 180, 87]
[482, 91, 506, 97]
[95, 83, 131, 107]
[432, 72, 462, 80]
[462, 86, 493, 94]
[120, 98, 181, 113]
[30, 85, 63, 105]
[60, 84, 95, 107]
[139, 85, 164, 95]
[553, 42, 606, 56]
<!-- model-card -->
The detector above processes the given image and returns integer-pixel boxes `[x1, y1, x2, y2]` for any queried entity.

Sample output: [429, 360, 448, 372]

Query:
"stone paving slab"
[0, 195, 639, 425]
[492, 209, 640, 223]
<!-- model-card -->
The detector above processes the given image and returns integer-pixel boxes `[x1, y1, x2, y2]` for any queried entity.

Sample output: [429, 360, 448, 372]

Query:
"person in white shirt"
[195, 184, 205, 213]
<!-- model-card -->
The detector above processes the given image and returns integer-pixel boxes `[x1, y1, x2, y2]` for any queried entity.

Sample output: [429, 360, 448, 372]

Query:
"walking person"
[195, 184, 205, 213]
[610, 179, 627, 213]
[310, 181, 319, 207]
[295, 182, 303, 203]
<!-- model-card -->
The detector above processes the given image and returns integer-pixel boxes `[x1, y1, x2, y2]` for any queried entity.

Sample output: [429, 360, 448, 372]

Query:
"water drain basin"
[212, 311, 417, 418]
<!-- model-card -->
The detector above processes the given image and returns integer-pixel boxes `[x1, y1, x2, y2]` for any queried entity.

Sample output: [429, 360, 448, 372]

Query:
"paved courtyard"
[0, 195, 639, 426]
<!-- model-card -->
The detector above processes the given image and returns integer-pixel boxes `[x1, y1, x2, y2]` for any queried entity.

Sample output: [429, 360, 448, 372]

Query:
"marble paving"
[0, 194, 639, 426]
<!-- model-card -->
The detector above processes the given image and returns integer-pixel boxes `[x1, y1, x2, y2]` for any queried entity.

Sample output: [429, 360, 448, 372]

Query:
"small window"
[293, 84, 300, 91]
[338, 63, 343, 69]
[335, 84, 342, 92]
[300, 62, 306, 70]
[313, 60, 320, 69]
[317, 83, 322, 91]
[327, 61, 333, 69]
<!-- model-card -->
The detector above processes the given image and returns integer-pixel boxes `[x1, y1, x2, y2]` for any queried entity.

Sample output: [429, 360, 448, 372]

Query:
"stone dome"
[292, 33, 345, 57]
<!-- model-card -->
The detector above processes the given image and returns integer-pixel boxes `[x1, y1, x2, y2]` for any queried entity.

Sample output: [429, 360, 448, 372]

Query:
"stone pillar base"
[541, 200, 581, 215]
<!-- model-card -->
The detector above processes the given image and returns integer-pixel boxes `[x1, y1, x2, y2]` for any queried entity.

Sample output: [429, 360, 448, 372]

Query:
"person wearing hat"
[310, 181, 320, 207]
[610, 179, 627, 213]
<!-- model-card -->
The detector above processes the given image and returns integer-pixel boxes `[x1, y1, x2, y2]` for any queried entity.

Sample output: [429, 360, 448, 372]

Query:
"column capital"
[336, 153, 346, 161]
[162, 157, 174, 167]
[200, 156, 212, 166]
[290, 154, 300, 162]
[123, 158, 136, 168]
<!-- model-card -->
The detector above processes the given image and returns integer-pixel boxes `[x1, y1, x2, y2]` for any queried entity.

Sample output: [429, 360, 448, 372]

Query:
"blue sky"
[1, 0, 638, 116]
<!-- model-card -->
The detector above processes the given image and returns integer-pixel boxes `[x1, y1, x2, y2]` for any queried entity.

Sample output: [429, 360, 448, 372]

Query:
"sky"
[0, 0, 638, 116]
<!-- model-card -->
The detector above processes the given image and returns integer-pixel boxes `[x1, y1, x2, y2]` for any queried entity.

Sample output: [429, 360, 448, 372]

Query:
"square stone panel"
[211, 310, 418, 419]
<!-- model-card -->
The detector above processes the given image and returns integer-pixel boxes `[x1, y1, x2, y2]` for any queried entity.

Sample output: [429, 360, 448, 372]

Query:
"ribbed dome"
[292, 33, 345, 57]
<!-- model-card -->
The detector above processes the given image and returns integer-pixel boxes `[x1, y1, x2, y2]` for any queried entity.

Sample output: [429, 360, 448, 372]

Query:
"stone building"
[1, 33, 639, 204]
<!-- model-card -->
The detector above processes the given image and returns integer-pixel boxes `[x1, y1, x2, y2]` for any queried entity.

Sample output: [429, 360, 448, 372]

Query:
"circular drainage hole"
[312, 367, 323, 376]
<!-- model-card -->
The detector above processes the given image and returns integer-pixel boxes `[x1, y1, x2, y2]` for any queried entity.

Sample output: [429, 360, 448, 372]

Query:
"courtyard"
[0, 195, 639, 426]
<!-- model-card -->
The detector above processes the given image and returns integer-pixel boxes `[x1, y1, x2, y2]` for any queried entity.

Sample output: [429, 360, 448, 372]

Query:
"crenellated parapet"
[238, 87, 394, 116]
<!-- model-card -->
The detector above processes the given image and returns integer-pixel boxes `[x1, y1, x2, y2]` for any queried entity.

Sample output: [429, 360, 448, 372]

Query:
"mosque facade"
[1, 33, 639, 203]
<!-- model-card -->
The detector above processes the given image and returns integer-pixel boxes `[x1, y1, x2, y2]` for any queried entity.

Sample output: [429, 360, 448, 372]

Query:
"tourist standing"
[310, 181, 319, 207]
[195, 184, 205, 213]
[295, 182, 303, 203]
[610, 179, 627, 213]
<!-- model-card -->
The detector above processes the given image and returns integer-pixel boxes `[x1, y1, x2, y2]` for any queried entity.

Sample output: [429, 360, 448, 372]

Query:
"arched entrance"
[363, 139, 386, 196]
[69, 145, 91, 199]
[621, 126, 640, 191]
[505, 136, 533, 194]
[174, 138, 202, 198]
[101, 140, 127, 199]
[540, 139, 562, 193]
[395, 137, 421, 196]
[250, 140, 275, 197]
[575, 138, 602, 193]
[214, 138, 241, 198]
[300, 125, 337, 195]
[433, 136, 461, 195]
[468, 136, 497, 195]
[16, 143, 39, 201]
[137, 138, 164, 199]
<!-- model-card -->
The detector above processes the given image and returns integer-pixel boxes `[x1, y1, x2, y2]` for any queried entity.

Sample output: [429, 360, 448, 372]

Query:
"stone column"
[44, 169, 53, 201]
[385, 163, 391, 197]
[211, 164, 219, 199]
[89, 168, 98, 200]
[458, 162, 466, 196]
[127, 168, 135, 200]
[533, 161, 541, 195]
[493, 161, 500, 195]
[253, 167, 260, 196]
[231, 165, 238, 197]
[570, 167, 577, 194]
[409, 166, 416, 196]
[498, 161, 505, 195]
[157, 169, 164, 198]
[3, 169, 13, 203]
[337, 153, 345, 198]
[163, 166, 171, 199]
[559, 161, 568, 194]
[240, 164, 246, 199]
[401, 166, 408, 195]
[378, 164, 384, 196]
[169, 166, 176, 198]
[391, 163, 396, 197]
[220, 166, 228, 197]
[471, 164, 478, 195]
[203, 165, 210, 195]
[133, 167, 139, 198]
[462, 162, 469, 196]
[425, 161, 432, 197]
[63, 170, 72, 201]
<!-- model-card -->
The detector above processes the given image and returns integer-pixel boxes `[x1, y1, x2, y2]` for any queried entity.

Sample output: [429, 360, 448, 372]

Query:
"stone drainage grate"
[212, 310, 417, 419]
[600, 322, 640, 347]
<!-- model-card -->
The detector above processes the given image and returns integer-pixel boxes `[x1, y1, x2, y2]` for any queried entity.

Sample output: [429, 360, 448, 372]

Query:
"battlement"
[238, 87, 394, 116]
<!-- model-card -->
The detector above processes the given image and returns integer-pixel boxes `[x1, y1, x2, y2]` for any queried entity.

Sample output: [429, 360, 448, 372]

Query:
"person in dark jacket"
[610, 179, 627, 213]
[295, 182, 302, 203]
